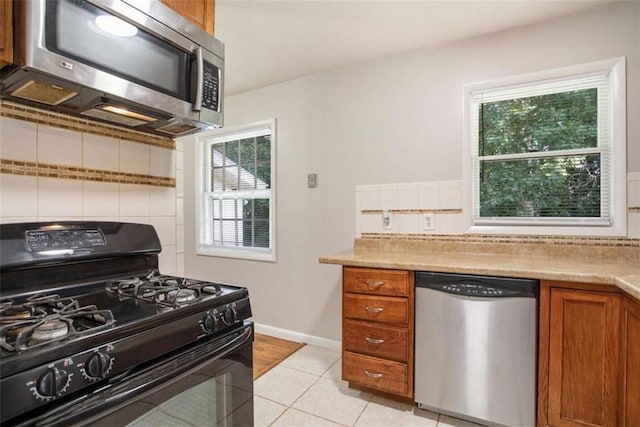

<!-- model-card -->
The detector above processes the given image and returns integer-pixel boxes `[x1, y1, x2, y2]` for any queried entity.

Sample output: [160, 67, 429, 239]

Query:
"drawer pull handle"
[364, 370, 383, 379]
[365, 280, 385, 289]
[364, 306, 384, 313]
[365, 337, 385, 344]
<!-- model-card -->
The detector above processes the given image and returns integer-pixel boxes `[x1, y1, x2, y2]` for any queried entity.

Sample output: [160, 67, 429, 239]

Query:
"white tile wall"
[119, 141, 150, 174]
[38, 178, 83, 217]
[150, 146, 176, 178]
[83, 134, 119, 170]
[83, 181, 120, 217]
[0, 174, 38, 217]
[357, 175, 640, 239]
[38, 125, 82, 167]
[356, 180, 464, 236]
[0, 117, 37, 161]
[0, 118, 179, 274]
[175, 137, 185, 275]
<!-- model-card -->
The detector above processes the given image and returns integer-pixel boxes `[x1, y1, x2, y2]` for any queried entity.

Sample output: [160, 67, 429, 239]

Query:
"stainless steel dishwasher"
[414, 272, 538, 427]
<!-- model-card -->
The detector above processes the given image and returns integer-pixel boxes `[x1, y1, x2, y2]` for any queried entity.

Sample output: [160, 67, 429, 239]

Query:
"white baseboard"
[254, 323, 342, 352]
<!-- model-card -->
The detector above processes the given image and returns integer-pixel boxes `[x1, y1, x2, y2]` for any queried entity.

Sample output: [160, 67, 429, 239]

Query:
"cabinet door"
[160, 0, 215, 35]
[621, 296, 640, 427]
[548, 288, 620, 427]
[0, 0, 13, 66]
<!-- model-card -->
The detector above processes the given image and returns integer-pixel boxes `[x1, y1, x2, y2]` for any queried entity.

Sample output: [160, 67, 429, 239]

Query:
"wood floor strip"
[253, 333, 305, 380]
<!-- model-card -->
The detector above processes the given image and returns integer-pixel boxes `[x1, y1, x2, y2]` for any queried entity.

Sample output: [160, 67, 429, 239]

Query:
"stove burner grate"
[106, 271, 222, 308]
[0, 294, 115, 352]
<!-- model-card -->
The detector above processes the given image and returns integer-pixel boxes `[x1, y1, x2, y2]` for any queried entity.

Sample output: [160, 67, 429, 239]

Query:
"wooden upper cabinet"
[621, 295, 640, 427]
[0, 0, 13, 66]
[160, 0, 215, 35]
[539, 281, 622, 427]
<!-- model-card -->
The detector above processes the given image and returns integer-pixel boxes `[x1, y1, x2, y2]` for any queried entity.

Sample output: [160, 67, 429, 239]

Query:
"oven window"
[91, 344, 254, 427]
[125, 373, 251, 426]
[44, 0, 190, 101]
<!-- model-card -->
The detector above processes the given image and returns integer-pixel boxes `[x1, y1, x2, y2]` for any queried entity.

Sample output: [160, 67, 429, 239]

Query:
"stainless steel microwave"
[1, 0, 224, 136]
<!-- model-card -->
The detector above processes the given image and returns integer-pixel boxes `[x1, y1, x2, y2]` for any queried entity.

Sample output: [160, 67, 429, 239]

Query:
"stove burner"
[165, 289, 197, 305]
[0, 295, 115, 352]
[106, 272, 223, 308]
[30, 319, 70, 342]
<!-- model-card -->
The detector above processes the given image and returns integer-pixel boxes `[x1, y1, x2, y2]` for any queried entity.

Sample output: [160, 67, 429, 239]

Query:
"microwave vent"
[156, 122, 198, 136]
[11, 80, 78, 106]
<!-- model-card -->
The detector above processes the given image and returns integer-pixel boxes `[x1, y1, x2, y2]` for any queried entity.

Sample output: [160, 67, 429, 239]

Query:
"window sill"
[196, 246, 276, 262]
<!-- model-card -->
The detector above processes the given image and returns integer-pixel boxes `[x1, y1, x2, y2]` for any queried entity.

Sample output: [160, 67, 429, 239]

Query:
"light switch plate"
[307, 173, 317, 188]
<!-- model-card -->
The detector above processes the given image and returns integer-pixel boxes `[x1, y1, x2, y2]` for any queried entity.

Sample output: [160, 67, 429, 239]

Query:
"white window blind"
[470, 72, 613, 227]
[197, 121, 276, 261]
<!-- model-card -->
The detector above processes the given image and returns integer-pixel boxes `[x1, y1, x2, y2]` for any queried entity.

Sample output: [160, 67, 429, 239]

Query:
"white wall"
[183, 2, 640, 342]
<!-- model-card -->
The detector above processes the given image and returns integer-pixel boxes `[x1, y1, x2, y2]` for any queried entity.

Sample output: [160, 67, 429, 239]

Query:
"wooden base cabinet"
[342, 267, 414, 399]
[621, 296, 640, 427]
[0, 0, 13, 66]
[538, 281, 640, 427]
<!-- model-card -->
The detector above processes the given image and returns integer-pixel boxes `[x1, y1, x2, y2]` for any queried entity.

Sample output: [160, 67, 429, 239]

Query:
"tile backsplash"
[356, 174, 640, 241]
[356, 180, 465, 235]
[0, 114, 184, 275]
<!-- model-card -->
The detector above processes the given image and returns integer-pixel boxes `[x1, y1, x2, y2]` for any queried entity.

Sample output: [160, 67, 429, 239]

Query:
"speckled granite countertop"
[319, 238, 640, 300]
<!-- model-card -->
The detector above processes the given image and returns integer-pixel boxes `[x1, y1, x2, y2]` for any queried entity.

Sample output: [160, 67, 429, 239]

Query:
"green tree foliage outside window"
[478, 89, 601, 218]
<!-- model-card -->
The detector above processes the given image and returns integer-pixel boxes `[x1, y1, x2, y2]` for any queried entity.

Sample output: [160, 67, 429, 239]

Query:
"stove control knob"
[37, 367, 70, 397]
[85, 352, 113, 379]
[223, 304, 238, 325]
[202, 312, 219, 334]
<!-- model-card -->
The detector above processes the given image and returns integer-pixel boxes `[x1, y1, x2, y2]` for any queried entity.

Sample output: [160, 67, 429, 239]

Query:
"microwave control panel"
[202, 62, 220, 111]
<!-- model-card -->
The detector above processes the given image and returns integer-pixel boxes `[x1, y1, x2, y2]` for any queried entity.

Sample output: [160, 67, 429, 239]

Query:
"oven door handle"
[27, 324, 254, 427]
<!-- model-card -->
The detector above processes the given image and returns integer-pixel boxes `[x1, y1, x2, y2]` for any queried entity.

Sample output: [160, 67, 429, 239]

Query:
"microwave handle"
[193, 47, 203, 111]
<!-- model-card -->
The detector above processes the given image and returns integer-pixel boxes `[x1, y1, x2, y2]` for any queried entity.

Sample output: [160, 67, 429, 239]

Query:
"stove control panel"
[25, 229, 106, 252]
[2, 344, 115, 413]
[200, 303, 239, 334]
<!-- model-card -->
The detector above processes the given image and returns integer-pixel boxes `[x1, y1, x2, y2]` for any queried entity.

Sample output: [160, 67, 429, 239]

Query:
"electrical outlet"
[382, 210, 393, 230]
[421, 213, 435, 231]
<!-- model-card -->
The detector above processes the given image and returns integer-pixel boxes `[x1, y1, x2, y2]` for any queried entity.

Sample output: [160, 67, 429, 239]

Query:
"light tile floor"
[253, 345, 483, 427]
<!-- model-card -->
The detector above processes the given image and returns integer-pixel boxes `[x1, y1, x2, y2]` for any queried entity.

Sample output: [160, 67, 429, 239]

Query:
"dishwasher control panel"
[442, 283, 503, 296]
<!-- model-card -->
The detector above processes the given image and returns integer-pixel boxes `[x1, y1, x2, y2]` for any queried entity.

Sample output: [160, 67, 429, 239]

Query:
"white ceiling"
[215, 0, 615, 96]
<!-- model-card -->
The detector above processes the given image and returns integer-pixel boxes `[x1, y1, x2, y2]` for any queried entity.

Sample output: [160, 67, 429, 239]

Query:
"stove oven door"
[30, 323, 254, 427]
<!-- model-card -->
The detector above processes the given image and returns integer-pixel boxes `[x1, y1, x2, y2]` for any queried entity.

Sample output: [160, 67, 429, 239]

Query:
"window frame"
[462, 57, 627, 236]
[195, 119, 277, 262]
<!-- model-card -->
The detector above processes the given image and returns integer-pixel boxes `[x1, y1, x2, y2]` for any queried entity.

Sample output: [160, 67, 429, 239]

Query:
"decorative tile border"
[363, 207, 639, 214]
[360, 233, 640, 247]
[1, 159, 175, 188]
[362, 209, 463, 214]
[0, 101, 175, 149]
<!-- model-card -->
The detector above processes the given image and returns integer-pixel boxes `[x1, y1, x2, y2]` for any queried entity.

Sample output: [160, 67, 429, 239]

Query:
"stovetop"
[0, 271, 249, 374]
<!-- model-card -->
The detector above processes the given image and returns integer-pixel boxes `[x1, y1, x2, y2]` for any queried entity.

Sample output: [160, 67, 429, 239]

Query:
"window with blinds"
[198, 120, 276, 261]
[466, 59, 626, 233]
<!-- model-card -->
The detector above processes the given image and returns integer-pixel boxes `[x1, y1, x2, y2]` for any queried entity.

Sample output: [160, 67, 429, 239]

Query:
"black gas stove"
[0, 221, 253, 426]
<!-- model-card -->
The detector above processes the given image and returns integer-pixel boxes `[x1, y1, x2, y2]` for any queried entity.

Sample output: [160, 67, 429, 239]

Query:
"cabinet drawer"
[344, 320, 408, 361]
[343, 267, 409, 296]
[343, 351, 408, 396]
[344, 294, 408, 324]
